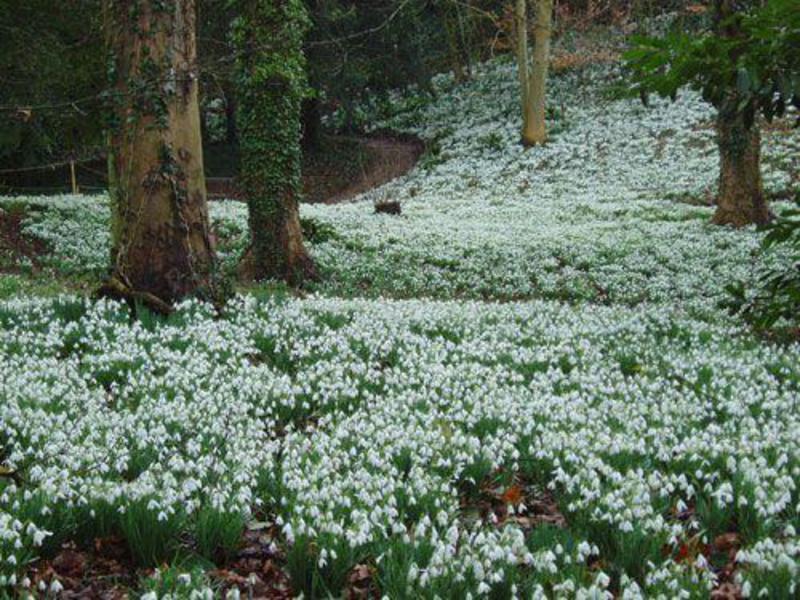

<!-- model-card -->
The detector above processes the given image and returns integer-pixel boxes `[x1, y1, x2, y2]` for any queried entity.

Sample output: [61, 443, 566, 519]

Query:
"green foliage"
[194, 507, 245, 563]
[477, 131, 505, 151]
[300, 216, 338, 244]
[0, 0, 104, 173]
[139, 563, 216, 598]
[625, 0, 800, 125]
[119, 498, 186, 566]
[286, 533, 368, 598]
[525, 525, 590, 590]
[726, 193, 800, 329]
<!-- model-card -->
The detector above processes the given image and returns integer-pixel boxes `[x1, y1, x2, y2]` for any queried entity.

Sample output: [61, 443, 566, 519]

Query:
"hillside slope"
[0, 53, 799, 598]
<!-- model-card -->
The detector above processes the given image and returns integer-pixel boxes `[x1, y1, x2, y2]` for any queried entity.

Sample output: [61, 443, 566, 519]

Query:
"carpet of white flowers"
[1, 50, 800, 598]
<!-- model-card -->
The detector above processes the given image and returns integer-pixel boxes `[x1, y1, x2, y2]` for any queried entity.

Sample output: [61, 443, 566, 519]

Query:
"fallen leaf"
[345, 563, 374, 599]
[247, 520, 272, 531]
[52, 549, 86, 579]
[349, 564, 371, 583]
[711, 582, 741, 599]
[501, 484, 523, 505]
[713, 533, 741, 553]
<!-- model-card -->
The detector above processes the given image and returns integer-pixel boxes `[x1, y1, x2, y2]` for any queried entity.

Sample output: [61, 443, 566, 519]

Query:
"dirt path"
[0, 206, 46, 272]
[309, 134, 424, 204]
[206, 133, 424, 204]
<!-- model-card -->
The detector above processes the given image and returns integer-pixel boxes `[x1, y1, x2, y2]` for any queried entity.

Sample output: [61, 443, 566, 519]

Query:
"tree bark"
[515, 0, 532, 140]
[105, 0, 215, 304]
[442, 2, 468, 83]
[234, 0, 315, 285]
[708, 0, 771, 227]
[526, 0, 553, 145]
[712, 100, 770, 227]
[516, 0, 553, 146]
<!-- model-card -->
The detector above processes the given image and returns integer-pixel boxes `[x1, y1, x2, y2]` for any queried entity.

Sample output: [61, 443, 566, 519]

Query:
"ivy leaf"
[736, 68, 751, 94]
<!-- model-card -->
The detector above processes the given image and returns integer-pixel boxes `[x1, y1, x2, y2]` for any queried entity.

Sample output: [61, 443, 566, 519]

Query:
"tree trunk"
[443, 3, 467, 83]
[105, 0, 215, 304]
[515, 0, 533, 141]
[301, 96, 322, 151]
[527, 0, 553, 145]
[234, 0, 315, 285]
[457, 3, 474, 79]
[223, 82, 239, 146]
[447, 24, 467, 83]
[516, 0, 553, 146]
[712, 100, 770, 227]
[707, 0, 770, 227]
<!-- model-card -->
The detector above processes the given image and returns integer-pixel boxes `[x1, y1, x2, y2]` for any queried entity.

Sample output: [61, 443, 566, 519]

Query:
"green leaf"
[736, 68, 751, 94]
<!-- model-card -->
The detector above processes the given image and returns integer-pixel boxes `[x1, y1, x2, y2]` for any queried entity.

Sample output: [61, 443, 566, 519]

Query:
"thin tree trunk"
[516, 0, 552, 146]
[105, 0, 215, 304]
[526, 0, 553, 145]
[446, 21, 467, 83]
[712, 99, 770, 227]
[456, 2, 473, 78]
[235, 0, 315, 285]
[443, 3, 467, 83]
[515, 0, 533, 141]
[301, 97, 322, 151]
[223, 82, 238, 146]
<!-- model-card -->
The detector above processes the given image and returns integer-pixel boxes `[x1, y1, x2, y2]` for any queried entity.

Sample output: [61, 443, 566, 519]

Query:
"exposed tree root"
[236, 244, 318, 287]
[94, 276, 174, 316]
[711, 205, 773, 227]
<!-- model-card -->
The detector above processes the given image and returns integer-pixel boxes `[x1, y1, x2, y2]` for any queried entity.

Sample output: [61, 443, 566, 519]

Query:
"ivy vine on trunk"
[232, 0, 316, 284]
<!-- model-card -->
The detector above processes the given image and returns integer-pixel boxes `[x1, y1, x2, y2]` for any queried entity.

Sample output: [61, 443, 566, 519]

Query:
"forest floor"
[1, 32, 800, 599]
[0, 203, 45, 273]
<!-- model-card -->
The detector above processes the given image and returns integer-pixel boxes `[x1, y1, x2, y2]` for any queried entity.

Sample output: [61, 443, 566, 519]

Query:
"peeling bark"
[104, 0, 215, 303]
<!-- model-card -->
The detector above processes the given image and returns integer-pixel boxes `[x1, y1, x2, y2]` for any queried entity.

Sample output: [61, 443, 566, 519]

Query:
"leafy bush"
[625, 0, 800, 125]
[728, 194, 800, 329]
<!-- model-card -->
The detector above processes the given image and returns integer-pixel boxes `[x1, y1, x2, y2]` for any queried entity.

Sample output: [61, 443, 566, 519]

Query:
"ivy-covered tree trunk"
[104, 0, 215, 305]
[712, 97, 770, 227]
[233, 0, 315, 284]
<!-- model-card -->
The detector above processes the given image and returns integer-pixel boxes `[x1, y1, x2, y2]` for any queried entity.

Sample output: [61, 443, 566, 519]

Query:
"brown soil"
[28, 523, 295, 599]
[0, 206, 46, 272]
[27, 537, 136, 600]
[206, 133, 424, 204]
[307, 133, 424, 204]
